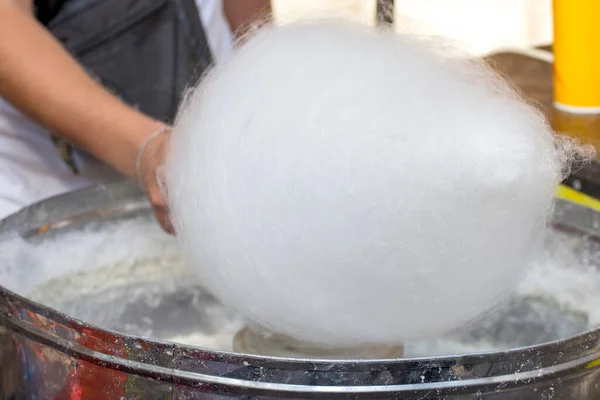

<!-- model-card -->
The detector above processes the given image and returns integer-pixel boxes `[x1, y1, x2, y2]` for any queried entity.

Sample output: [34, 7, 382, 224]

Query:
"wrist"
[135, 125, 172, 184]
[115, 117, 167, 179]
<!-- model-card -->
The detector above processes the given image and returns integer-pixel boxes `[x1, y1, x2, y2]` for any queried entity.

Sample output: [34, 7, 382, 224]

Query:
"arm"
[0, 0, 172, 232]
[223, 0, 272, 39]
[0, 0, 164, 179]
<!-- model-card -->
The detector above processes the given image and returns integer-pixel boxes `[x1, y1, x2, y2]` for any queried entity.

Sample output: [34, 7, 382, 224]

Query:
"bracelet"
[135, 126, 171, 185]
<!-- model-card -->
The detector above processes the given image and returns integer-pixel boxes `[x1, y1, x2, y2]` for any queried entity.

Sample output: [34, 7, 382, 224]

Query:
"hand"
[136, 127, 174, 234]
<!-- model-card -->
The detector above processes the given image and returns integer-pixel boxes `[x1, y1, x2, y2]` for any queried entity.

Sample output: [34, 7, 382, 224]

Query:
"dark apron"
[34, 0, 213, 173]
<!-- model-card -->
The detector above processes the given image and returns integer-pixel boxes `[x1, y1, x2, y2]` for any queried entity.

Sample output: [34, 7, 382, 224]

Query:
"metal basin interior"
[1, 180, 600, 399]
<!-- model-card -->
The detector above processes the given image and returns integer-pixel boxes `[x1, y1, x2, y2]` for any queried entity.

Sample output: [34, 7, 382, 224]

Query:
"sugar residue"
[1, 216, 598, 356]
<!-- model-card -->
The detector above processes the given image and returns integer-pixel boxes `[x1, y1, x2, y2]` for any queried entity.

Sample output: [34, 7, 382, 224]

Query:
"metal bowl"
[1, 180, 600, 399]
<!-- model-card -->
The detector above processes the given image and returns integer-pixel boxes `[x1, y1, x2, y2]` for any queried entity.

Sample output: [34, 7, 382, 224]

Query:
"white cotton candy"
[166, 20, 582, 347]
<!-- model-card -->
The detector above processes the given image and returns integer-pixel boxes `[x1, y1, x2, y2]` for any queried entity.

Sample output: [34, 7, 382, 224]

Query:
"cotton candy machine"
[1, 180, 600, 399]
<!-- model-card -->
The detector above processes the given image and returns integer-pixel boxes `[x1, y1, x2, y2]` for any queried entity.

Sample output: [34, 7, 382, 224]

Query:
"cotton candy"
[166, 20, 582, 347]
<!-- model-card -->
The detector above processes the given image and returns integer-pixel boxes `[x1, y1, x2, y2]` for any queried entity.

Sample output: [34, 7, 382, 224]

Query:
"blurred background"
[272, 0, 553, 55]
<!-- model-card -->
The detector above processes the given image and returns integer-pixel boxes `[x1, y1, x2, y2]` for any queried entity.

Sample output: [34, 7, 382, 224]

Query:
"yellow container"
[556, 184, 600, 213]
[553, 0, 600, 113]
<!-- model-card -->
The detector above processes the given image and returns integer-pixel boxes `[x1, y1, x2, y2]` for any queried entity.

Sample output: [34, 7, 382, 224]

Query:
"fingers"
[147, 185, 175, 235]
[154, 205, 175, 235]
[155, 165, 168, 198]
[137, 128, 176, 234]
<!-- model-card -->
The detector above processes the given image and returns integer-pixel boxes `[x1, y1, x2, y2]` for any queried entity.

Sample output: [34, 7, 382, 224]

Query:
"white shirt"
[0, 0, 233, 219]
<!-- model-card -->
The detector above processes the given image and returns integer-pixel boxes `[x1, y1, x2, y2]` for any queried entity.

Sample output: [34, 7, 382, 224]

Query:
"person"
[0, 0, 271, 233]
